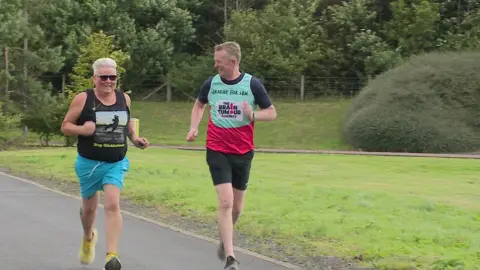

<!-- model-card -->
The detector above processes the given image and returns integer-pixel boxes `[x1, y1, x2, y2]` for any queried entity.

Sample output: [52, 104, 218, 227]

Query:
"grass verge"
[1, 147, 479, 269]
[1, 99, 353, 150]
[131, 99, 352, 150]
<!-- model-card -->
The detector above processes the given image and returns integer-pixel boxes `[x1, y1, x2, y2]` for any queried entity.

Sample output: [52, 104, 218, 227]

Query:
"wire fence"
[260, 76, 365, 100]
[3, 73, 367, 103]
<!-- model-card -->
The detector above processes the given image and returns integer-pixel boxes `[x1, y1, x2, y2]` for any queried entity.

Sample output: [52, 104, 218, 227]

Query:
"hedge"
[342, 51, 480, 153]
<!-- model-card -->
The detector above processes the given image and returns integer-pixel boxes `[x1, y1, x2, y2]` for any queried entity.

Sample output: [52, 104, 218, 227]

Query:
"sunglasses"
[97, 75, 117, 81]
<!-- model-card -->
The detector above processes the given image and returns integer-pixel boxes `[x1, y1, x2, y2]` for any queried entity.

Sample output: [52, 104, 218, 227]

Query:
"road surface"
[0, 173, 297, 270]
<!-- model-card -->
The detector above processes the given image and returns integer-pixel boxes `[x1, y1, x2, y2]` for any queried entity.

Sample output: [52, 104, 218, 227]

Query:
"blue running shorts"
[74, 154, 130, 199]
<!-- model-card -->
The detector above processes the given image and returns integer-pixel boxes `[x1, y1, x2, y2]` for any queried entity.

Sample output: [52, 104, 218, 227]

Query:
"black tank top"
[76, 89, 130, 162]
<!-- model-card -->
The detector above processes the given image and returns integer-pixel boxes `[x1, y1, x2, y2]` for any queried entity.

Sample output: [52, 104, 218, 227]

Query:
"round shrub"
[342, 51, 480, 153]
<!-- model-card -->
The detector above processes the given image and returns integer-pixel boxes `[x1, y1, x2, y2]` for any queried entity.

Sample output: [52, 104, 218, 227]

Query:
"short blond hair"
[92, 58, 117, 75]
[215, 41, 241, 63]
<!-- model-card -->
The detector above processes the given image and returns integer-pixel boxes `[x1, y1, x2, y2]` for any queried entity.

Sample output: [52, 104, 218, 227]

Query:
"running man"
[186, 41, 277, 270]
[61, 57, 149, 270]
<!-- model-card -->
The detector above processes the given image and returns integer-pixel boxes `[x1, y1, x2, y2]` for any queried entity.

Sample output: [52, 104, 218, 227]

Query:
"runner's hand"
[242, 101, 254, 121]
[134, 137, 149, 149]
[82, 121, 96, 136]
[186, 128, 198, 141]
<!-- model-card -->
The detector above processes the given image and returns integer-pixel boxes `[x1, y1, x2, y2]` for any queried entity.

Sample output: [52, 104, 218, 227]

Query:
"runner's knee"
[232, 196, 244, 213]
[104, 199, 120, 213]
[217, 190, 234, 210]
[103, 184, 121, 213]
[219, 199, 234, 210]
[82, 204, 97, 216]
[82, 194, 98, 215]
[232, 204, 243, 214]
[232, 188, 246, 213]
[216, 183, 234, 210]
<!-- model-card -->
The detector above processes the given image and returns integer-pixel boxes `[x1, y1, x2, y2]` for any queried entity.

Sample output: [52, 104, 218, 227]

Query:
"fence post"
[166, 73, 172, 102]
[300, 75, 305, 100]
[61, 73, 65, 97]
[166, 82, 172, 102]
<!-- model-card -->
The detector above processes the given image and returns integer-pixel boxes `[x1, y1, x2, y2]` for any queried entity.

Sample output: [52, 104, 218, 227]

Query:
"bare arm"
[186, 77, 210, 141]
[251, 77, 277, 122]
[124, 93, 149, 148]
[254, 104, 277, 121]
[124, 93, 138, 142]
[190, 77, 210, 130]
[60, 93, 88, 136]
[190, 99, 206, 130]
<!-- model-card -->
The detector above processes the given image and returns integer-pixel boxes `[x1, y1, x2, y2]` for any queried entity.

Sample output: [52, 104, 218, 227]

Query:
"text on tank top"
[207, 73, 256, 129]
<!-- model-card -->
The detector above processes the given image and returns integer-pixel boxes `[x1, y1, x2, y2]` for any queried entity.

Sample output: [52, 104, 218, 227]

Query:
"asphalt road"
[0, 173, 296, 270]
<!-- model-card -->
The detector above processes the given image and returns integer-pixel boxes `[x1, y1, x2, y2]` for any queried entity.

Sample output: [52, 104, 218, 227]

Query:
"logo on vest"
[216, 101, 243, 121]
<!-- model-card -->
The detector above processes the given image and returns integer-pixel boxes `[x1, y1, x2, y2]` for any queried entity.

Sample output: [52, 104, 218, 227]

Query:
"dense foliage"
[1, 0, 479, 148]
[342, 51, 480, 153]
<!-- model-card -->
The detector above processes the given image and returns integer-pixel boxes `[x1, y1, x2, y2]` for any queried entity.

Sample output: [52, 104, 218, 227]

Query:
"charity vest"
[206, 73, 256, 154]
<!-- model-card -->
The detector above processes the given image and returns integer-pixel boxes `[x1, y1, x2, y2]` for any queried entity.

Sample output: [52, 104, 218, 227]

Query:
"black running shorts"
[206, 148, 254, 190]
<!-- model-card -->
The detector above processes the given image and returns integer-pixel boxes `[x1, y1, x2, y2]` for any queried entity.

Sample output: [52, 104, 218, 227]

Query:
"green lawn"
[130, 99, 351, 150]
[1, 147, 479, 269]
[0, 99, 353, 150]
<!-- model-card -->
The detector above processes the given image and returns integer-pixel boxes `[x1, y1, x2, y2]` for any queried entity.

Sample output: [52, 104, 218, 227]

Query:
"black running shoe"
[104, 254, 122, 270]
[224, 256, 239, 270]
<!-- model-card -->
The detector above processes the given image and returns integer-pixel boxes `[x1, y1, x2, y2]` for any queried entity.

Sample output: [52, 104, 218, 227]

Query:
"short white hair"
[92, 58, 117, 75]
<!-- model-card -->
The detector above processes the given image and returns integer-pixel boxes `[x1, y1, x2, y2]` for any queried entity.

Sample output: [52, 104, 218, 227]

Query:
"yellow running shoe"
[78, 228, 98, 265]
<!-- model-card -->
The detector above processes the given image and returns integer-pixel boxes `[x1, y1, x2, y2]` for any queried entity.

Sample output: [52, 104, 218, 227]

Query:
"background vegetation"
[1, 0, 479, 152]
[343, 51, 480, 153]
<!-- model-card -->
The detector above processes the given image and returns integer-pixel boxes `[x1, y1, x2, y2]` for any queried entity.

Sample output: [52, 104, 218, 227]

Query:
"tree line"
[0, 0, 479, 144]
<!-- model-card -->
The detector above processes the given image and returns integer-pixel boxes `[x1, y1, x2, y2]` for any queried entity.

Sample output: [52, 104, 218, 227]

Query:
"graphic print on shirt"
[204, 73, 260, 154]
[215, 100, 243, 121]
[208, 74, 255, 129]
[94, 111, 128, 147]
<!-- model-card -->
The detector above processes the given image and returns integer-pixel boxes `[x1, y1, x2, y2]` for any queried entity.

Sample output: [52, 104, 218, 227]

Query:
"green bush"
[342, 51, 480, 153]
[20, 86, 67, 146]
[0, 101, 22, 148]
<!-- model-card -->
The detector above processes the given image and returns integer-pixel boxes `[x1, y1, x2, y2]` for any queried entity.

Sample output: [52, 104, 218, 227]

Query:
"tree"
[58, 31, 129, 146]
[0, 0, 65, 106]
[113, 0, 196, 93]
[383, 0, 441, 56]
[320, 0, 401, 79]
[438, 6, 480, 50]
[65, 30, 129, 101]
[225, 0, 327, 76]
[0, 100, 21, 148]
[20, 82, 66, 146]
[0, 0, 65, 146]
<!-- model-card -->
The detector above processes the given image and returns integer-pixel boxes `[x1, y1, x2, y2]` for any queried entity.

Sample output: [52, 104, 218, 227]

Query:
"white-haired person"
[61, 57, 149, 270]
